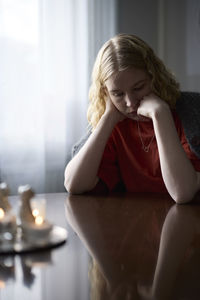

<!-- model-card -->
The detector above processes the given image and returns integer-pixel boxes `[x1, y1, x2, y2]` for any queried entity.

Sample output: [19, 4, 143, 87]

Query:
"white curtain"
[0, 0, 117, 195]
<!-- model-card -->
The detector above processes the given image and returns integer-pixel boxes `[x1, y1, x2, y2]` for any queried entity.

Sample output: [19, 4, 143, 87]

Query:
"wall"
[116, 0, 159, 52]
[116, 0, 200, 92]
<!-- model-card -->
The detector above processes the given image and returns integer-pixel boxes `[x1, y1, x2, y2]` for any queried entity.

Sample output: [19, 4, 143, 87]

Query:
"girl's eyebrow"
[133, 78, 147, 87]
[110, 78, 147, 93]
[110, 89, 122, 93]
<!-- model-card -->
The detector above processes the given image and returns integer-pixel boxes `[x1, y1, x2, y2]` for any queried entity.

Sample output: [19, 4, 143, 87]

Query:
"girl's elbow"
[64, 176, 93, 194]
[64, 172, 77, 193]
[173, 196, 191, 204]
[64, 179, 82, 194]
[64, 179, 72, 193]
[172, 191, 196, 204]
[64, 167, 80, 194]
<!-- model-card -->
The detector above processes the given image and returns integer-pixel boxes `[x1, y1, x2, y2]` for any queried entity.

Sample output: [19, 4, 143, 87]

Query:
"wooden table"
[1, 192, 200, 300]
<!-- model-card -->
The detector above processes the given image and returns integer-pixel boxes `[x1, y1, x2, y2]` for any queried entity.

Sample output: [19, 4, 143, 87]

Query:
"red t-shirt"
[97, 112, 200, 193]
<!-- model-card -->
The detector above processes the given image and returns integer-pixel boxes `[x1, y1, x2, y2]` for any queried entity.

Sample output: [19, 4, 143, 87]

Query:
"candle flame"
[32, 208, 39, 218]
[0, 280, 5, 289]
[35, 215, 44, 225]
[0, 208, 5, 219]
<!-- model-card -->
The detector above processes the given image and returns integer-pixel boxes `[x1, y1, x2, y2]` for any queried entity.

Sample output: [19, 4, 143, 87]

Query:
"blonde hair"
[87, 33, 180, 129]
[88, 259, 109, 300]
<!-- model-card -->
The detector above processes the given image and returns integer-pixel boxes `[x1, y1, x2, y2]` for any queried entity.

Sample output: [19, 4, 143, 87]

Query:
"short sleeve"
[97, 135, 121, 191]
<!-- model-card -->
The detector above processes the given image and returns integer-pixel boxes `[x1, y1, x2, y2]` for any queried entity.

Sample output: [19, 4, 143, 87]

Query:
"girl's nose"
[125, 94, 140, 109]
[124, 94, 133, 107]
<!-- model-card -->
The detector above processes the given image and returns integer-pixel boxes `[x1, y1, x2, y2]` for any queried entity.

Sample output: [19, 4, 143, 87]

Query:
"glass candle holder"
[0, 209, 17, 243]
[30, 198, 46, 220]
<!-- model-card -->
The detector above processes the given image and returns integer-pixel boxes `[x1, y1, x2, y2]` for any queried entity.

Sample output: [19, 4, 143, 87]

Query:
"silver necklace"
[137, 121, 155, 152]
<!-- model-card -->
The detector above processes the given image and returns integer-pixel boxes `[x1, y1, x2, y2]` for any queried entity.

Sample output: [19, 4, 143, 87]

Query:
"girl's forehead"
[105, 68, 148, 89]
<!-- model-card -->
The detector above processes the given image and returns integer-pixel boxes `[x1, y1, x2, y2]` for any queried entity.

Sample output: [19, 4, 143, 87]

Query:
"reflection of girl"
[66, 193, 173, 300]
[64, 34, 200, 202]
[89, 259, 138, 300]
[138, 204, 200, 300]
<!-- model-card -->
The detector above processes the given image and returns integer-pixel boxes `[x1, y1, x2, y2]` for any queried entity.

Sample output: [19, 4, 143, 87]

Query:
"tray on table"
[0, 225, 68, 254]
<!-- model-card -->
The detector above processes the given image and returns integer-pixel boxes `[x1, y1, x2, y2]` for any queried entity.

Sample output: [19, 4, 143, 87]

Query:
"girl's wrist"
[103, 109, 123, 125]
[152, 102, 171, 122]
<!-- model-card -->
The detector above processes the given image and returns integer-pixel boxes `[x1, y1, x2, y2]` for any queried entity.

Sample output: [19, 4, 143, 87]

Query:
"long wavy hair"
[87, 33, 180, 129]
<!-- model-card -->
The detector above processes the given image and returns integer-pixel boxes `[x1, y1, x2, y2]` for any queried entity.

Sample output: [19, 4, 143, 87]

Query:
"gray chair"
[176, 91, 200, 159]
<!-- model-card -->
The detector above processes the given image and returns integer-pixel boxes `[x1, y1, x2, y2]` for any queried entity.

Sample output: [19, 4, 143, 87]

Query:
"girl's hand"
[104, 95, 125, 124]
[137, 93, 169, 120]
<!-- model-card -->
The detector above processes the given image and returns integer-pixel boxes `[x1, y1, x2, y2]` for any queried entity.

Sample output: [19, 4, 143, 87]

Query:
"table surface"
[1, 192, 200, 300]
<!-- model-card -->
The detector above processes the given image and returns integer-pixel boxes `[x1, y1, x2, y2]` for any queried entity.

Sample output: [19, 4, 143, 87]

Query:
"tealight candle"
[35, 215, 43, 225]
[32, 208, 40, 218]
[31, 198, 46, 219]
[0, 209, 16, 241]
[0, 209, 16, 228]
[0, 208, 5, 219]
[22, 217, 53, 243]
[19, 193, 52, 244]
[0, 280, 5, 289]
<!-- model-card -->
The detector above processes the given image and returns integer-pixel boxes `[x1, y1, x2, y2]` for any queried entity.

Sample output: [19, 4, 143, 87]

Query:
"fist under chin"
[126, 114, 151, 122]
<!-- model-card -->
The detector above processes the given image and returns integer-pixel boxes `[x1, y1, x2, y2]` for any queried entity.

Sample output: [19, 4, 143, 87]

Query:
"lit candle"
[0, 208, 5, 219]
[22, 217, 53, 243]
[0, 280, 5, 288]
[22, 197, 52, 243]
[0, 208, 16, 239]
[31, 198, 46, 219]
[32, 208, 39, 218]
[35, 215, 44, 226]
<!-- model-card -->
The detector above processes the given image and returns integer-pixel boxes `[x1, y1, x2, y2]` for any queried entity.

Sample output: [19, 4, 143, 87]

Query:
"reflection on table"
[66, 192, 200, 300]
[0, 193, 89, 300]
[0, 251, 52, 288]
[1, 192, 200, 300]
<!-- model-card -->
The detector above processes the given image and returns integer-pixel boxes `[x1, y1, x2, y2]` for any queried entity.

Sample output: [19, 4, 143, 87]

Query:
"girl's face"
[105, 67, 151, 121]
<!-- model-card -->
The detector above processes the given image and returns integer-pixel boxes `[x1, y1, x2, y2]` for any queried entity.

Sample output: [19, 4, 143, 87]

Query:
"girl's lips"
[127, 111, 137, 117]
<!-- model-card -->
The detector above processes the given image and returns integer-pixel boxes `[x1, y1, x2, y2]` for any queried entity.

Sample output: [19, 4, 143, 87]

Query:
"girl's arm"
[64, 100, 124, 194]
[138, 94, 200, 203]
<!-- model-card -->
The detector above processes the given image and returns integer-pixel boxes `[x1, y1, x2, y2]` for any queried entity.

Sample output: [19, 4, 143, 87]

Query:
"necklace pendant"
[143, 147, 149, 152]
[137, 121, 154, 153]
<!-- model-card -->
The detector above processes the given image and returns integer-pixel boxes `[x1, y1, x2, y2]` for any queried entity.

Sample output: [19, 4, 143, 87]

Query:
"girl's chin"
[125, 113, 150, 122]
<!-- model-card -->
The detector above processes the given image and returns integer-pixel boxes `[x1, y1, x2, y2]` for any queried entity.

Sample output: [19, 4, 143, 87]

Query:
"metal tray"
[0, 226, 68, 254]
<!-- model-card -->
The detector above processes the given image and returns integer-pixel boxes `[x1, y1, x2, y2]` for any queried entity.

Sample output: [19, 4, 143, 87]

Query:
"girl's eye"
[134, 84, 145, 91]
[134, 84, 144, 91]
[112, 92, 123, 97]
